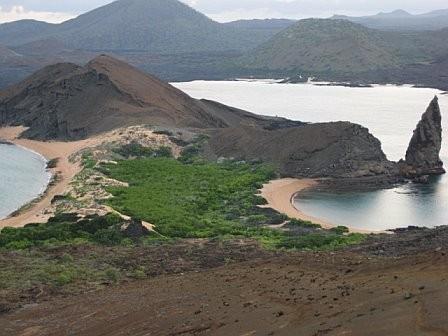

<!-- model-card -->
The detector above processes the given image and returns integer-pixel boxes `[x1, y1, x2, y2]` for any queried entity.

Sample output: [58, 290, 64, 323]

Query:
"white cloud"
[0, 5, 74, 24]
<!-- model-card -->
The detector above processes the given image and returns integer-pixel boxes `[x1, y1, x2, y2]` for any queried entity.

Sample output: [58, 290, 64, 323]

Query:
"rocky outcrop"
[120, 219, 151, 239]
[206, 122, 397, 179]
[400, 96, 445, 177]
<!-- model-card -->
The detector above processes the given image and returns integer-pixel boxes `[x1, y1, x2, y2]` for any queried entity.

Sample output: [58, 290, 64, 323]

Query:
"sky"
[0, 0, 448, 24]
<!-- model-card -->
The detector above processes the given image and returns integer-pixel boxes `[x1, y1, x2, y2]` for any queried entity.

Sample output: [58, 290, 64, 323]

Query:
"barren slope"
[2, 235, 447, 336]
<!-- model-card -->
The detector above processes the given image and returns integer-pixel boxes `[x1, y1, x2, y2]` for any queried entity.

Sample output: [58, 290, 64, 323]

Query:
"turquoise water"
[174, 80, 448, 230]
[0, 144, 50, 219]
[296, 174, 448, 231]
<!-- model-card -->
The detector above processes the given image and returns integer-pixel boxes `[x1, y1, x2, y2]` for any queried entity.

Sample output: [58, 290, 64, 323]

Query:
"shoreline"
[0, 143, 52, 220]
[259, 178, 333, 229]
[14, 143, 53, 195]
[259, 178, 373, 234]
[0, 127, 102, 228]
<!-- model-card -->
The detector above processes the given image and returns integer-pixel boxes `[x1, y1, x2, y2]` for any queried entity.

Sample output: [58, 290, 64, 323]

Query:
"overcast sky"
[1, 0, 448, 24]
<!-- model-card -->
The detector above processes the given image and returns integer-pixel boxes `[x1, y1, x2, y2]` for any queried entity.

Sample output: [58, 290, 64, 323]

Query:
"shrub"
[288, 218, 322, 229]
[46, 158, 59, 169]
[105, 268, 121, 283]
[113, 143, 172, 159]
[330, 226, 350, 235]
[0, 213, 127, 250]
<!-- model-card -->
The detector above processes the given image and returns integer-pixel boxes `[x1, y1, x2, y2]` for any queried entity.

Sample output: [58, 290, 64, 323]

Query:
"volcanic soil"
[1, 227, 448, 336]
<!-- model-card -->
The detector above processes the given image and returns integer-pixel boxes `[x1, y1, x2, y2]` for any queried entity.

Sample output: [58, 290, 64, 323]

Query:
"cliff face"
[207, 122, 396, 179]
[400, 96, 445, 177]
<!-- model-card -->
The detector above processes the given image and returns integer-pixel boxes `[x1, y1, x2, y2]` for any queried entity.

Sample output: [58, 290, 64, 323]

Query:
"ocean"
[0, 144, 50, 219]
[173, 80, 448, 230]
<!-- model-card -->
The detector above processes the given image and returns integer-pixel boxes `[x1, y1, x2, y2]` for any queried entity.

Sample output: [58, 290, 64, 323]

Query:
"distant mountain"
[331, 9, 448, 31]
[237, 19, 448, 88]
[224, 19, 296, 33]
[0, 20, 54, 46]
[0, 45, 25, 64]
[0, 39, 98, 89]
[0, 44, 40, 89]
[0, 0, 291, 86]
[239, 19, 402, 73]
[0, 0, 274, 53]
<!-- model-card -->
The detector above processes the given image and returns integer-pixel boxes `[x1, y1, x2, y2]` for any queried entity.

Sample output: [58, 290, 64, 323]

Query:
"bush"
[46, 158, 59, 169]
[288, 218, 322, 229]
[0, 213, 127, 250]
[330, 226, 350, 235]
[106, 158, 276, 238]
[55, 271, 75, 286]
[93, 228, 124, 245]
[113, 142, 172, 159]
[105, 268, 121, 283]
[153, 130, 173, 136]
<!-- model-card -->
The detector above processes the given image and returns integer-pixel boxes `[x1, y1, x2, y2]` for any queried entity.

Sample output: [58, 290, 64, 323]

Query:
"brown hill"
[0, 55, 402, 179]
[0, 55, 292, 139]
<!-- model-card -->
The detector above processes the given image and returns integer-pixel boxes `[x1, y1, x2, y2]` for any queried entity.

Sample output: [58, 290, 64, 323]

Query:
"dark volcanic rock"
[206, 122, 397, 179]
[120, 219, 151, 239]
[400, 96, 445, 177]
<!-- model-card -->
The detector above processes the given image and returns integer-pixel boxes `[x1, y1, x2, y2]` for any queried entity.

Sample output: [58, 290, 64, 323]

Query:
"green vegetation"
[0, 214, 137, 250]
[105, 158, 275, 238]
[113, 142, 173, 159]
[103, 157, 365, 250]
[1, 154, 365, 253]
[46, 158, 59, 169]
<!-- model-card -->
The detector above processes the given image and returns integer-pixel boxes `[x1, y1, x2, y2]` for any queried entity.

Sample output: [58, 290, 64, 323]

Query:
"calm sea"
[174, 80, 448, 230]
[0, 144, 50, 219]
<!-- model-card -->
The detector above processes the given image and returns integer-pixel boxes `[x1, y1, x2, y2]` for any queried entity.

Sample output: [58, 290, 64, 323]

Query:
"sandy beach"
[260, 178, 380, 233]
[259, 178, 334, 229]
[0, 127, 103, 228]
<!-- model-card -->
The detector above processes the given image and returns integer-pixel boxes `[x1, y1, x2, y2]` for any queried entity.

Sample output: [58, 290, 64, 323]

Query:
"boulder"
[120, 219, 151, 239]
[400, 96, 445, 177]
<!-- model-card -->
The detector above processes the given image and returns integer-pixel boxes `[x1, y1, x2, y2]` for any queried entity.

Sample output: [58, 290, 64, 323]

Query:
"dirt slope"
[2, 245, 447, 336]
[0, 55, 282, 140]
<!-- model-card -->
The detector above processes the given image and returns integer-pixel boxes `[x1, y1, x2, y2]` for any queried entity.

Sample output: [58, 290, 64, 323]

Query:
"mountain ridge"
[331, 8, 448, 30]
[0, 0, 275, 53]
[237, 18, 448, 86]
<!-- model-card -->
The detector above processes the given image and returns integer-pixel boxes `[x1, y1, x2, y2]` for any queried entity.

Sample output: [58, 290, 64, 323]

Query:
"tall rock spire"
[401, 96, 445, 177]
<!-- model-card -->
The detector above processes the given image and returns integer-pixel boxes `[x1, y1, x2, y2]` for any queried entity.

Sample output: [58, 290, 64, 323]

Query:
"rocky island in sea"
[400, 96, 445, 178]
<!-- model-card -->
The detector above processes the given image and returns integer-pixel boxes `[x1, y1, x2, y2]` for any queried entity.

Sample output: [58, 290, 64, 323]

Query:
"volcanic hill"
[1, 55, 441, 180]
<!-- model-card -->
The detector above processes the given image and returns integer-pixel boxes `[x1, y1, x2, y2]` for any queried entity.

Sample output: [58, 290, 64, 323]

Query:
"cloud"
[0, 5, 74, 24]
[185, 0, 448, 21]
[1, 1, 448, 24]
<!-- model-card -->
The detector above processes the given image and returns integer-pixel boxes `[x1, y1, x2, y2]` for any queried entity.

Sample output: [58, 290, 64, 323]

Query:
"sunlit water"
[0, 144, 50, 219]
[174, 80, 448, 230]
